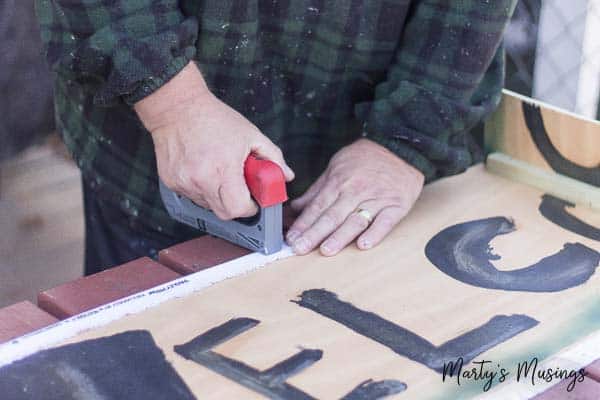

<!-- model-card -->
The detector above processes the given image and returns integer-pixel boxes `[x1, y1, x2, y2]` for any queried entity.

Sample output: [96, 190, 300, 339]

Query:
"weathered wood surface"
[10, 165, 597, 399]
[486, 153, 600, 211]
[485, 90, 600, 177]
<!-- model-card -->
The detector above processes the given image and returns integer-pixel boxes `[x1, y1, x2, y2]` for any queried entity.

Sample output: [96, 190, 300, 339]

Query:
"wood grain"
[485, 90, 600, 171]
[486, 153, 600, 211]
[24, 165, 598, 400]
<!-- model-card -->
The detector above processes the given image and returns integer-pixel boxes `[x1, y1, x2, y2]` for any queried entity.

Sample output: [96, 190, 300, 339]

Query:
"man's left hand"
[287, 138, 425, 256]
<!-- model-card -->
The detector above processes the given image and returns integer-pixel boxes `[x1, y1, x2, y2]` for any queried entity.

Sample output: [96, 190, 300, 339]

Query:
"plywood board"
[1, 166, 599, 399]
[484, 90, 600, 188]
[486, 153, 600, 211]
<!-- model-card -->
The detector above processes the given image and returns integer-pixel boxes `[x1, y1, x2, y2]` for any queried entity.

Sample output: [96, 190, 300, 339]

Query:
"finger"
[185, 191, 211, 209]
[286, 182, 339, 245]
[208, 163, 258, 219]
[217, 178, 259, 220]
[194, 180, 229, 220]
[291, 195, 360, 255]
[290, 173, 327, 212]
[253, 138, 295, 182]
[320, 201, 385, 256]
[356, 206, 409, 250]
[173, 171, 211, 209]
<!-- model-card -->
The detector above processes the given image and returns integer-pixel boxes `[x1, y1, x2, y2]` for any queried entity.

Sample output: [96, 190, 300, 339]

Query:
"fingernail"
[320, 239, 337, 256]
[359, 239, 372, 250]
[286, 230, 300, 243]
[293, 237, 310, 254]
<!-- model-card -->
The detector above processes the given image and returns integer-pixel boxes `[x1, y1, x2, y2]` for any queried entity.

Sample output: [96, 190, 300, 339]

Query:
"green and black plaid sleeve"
[355, 0, 517, 181]
[35, 0, 198, 106]
[34, 0, 517, 240]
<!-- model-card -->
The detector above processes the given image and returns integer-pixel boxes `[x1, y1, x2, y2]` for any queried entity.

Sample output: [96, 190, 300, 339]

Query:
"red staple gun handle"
[244, 155, 288, 208]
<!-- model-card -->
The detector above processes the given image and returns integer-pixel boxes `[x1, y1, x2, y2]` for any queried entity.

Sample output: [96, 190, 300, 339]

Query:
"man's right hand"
[135, 62, 294, 220]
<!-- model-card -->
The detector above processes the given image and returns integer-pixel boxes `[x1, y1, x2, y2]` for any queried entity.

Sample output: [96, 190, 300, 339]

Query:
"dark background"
[0, 0, 596, 162]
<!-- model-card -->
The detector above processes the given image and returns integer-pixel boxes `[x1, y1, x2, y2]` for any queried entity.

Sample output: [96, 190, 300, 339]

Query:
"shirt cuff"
[123, 48, 196, 106]
[361, 130, 437, 182]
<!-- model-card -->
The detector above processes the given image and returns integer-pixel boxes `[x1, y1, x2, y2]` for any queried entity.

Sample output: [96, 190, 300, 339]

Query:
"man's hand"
[287, 138, 424, 256]
[135, 62, 294, 220]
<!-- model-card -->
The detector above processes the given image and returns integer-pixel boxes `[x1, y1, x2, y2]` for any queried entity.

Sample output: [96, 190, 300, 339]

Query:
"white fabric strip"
[0, 245, 294, 367]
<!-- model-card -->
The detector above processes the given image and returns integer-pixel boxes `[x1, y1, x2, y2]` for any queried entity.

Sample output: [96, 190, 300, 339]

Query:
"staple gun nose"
[159, 155, 288, 254]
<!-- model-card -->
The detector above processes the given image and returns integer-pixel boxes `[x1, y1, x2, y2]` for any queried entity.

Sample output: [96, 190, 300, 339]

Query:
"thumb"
[252, 139, 295, 182]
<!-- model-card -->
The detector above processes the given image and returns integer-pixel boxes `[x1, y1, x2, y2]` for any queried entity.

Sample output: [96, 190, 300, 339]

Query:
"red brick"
[584, 359, 600, 383]
[159, 236, 251, 275]
[158, 205, 296, 275]
[0, 301, 58, 343]
[37, 257, 180, 319]
[533, 375, 600, 399]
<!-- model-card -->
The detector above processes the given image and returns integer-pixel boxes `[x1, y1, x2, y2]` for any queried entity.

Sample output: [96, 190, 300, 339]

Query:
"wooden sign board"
[1, 165, 598, 399]
[484, 90, 600, 211]
[1, 91, 599, 399]
[485, 89, 600, 182]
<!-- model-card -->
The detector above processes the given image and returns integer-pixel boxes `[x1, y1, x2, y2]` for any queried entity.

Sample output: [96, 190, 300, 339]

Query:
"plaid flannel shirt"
[36, 0, 516, 239]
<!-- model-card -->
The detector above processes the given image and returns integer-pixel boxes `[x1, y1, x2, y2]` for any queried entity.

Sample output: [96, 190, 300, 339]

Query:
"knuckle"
[230, 203, 254, 218]
[346, 179, 368, 194]
[189, 195, 207, 208]
[352, 214, 371, 230]
[379, 217, 396, 230]
[290, 220, 309, 232]
[273, 146, 284, 158]
[215, 208, 233, 221]
[228, 203, 245, 216]
[358, 218, 371, 230]
[174, 172, 192, 193]
[188, 173, 207, 190]
[221, 207, 239, 219]
[161, 174, 177, 191]
[389, 196, 404, 206]
[327, 172, 342, 187]
[307, 200, 326, 214]
[320, 210, 342, 227]
[300, 236, 313, 249]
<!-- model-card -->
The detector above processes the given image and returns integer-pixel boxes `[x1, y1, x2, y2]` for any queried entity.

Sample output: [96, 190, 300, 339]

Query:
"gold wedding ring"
[354, 208, 374, 224]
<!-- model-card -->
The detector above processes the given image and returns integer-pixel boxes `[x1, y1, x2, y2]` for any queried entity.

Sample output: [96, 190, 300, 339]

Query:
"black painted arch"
[539, 194, 599, 242]
[424, 216, 600, 292]
[522, 102, 600, 187]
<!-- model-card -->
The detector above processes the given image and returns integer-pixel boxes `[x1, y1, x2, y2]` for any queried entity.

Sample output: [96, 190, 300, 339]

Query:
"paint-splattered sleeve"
[35, 0, 198, 106]
[354, 0, 517, 182]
